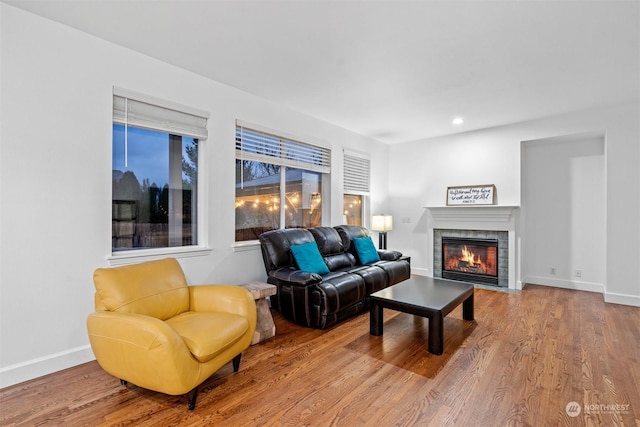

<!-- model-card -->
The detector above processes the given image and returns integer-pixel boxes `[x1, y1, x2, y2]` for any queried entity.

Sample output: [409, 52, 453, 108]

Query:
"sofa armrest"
[269, 268, 322, 286]
[378, 249, 402, 261]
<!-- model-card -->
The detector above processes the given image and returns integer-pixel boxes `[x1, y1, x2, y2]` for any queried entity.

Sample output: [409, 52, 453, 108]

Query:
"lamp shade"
[371, 214, 393, 232]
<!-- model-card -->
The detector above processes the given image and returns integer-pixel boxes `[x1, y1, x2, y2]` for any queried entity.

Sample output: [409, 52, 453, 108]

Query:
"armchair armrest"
[378, 249, 402, 261]
[269, 268, 322, 286]
[87, 311, 199, 395]
[188, 285, 256, 324]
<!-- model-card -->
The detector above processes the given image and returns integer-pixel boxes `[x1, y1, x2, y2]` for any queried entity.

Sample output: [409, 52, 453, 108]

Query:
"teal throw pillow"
[290, 242, 330, 275]
[353, 236, 381, 264]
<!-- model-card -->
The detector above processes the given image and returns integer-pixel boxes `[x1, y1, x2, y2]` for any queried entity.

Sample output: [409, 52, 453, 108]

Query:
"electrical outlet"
[550, 267, 556, 275]
[575, 270, 582, 278]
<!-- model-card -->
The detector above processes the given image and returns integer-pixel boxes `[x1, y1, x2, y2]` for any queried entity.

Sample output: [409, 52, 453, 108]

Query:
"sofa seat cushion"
[346, 265, 388, 294]
[316, 274, 366, 315]
[373, 259, 411, 286]
[320, 270, 349, 280]
[166, 312, 249, 363]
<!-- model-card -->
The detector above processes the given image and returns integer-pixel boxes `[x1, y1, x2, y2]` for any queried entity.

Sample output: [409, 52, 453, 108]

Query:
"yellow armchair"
[87, 258, 256, 410]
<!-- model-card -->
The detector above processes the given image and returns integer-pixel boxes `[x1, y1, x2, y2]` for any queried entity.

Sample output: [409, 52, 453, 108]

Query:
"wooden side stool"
[240, 282, 277, 344]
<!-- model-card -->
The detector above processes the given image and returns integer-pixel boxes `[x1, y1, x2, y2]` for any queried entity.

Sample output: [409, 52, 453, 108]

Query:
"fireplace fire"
[442, 237, 498, 285]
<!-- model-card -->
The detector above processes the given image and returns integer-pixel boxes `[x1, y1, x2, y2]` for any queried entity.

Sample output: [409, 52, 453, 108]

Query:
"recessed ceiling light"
[452, 117, 464, 125]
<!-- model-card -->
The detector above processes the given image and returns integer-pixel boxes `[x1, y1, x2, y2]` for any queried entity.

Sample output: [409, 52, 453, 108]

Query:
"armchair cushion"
[353, 236, 381, 264]
[166, 312, 249, 363]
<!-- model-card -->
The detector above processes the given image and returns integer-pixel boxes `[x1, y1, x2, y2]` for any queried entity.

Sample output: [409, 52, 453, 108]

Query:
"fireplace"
[442, 237, 498, 286]
[428, 206, 518, 289]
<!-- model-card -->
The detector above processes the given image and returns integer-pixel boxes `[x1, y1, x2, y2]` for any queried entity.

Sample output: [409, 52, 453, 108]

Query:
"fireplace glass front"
[442, 237, 498, 285]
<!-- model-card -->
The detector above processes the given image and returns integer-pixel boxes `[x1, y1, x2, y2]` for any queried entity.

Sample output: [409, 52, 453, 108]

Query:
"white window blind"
[235, 123, 330, 174]
[344, 152, 370, 193]
[113, 88, 209, 139]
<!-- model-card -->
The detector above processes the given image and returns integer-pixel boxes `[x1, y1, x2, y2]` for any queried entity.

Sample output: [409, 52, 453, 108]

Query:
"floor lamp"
[371, 214, 393, 250]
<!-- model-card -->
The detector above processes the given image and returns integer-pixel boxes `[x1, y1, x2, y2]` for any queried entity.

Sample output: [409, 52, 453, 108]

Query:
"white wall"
[522, 134, 605, 291]
[388, 103, 640, 307]
[386, 127, 521, 274]
[0, 5, 390, 387]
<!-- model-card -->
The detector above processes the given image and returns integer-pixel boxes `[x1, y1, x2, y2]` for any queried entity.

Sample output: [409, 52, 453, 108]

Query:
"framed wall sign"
[447, 184, 496, 206]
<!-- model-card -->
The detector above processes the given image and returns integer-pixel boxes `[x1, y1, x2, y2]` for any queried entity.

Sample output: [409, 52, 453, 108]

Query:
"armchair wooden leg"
[120, 379, 128, 386]
[187, 387, 198, 411]
[232, 354, 242, 372]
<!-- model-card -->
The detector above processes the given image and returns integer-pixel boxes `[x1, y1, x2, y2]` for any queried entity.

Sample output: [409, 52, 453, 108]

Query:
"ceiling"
[5, 0, 640, 144]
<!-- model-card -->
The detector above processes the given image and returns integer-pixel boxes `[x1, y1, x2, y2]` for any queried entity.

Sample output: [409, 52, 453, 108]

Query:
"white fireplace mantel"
[425, 205, 519, 229]
[425, 205, 521, 289]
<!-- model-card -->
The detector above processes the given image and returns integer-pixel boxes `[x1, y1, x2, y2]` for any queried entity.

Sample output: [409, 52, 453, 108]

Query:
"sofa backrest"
[93, 257, 190, 320]
[309, 227, 355, 271]
[258, 225, 380, 275]
[334, 225, 370, 258]
[258, 228, 316, 272]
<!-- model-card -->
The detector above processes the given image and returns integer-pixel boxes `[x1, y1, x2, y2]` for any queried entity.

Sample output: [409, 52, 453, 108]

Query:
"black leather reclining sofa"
[258, 225, 410, 329]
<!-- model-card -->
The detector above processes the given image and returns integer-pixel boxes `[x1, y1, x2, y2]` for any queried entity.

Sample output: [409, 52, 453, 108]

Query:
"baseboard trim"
[604, 291, 640, 307]
[524, 276, 603, 293]
[0, 345, 95, 389]
[411, 267, 430, 277]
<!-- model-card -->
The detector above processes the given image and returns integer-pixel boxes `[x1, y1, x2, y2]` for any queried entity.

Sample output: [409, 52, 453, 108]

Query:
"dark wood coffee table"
[369, 276, 475, 355]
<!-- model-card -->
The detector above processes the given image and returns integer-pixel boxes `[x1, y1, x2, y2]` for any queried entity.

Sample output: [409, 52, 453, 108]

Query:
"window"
[112, 88, 208, 252]
[343, 152, 370, 226]
[343, 194, 363, 226]
[235, 122, 330, 242]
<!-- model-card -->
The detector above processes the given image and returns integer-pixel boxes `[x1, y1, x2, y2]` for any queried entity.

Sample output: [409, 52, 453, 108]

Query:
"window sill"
[233, 240, 261, 252]
[107, 246, 213, 266]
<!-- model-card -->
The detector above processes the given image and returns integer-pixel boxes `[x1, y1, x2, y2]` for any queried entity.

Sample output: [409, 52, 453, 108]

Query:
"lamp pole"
[378, 231, 387, 250]
[372, 214, 393, 250]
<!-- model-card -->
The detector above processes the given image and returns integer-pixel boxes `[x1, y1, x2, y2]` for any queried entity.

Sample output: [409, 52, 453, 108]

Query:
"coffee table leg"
[428, 313, 444, 355]
[370, 301, 383, 336]
[463, 293, 474, 321]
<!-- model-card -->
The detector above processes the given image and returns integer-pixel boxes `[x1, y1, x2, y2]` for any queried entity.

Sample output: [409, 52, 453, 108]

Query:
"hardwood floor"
[1, 284, 639, 426]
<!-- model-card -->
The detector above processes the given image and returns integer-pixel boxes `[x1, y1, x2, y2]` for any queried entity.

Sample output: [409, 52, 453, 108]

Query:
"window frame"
[108, 88, 211, 265]
[343, 150, 371, 227]
[235, 121, 331, 243]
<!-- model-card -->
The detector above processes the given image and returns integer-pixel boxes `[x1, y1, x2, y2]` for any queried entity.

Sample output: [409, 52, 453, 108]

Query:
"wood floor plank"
[1, 284, 639, 426]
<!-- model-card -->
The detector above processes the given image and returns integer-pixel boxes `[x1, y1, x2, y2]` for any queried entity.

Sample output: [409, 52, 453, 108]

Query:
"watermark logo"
[583, 403, 631, 415]
[566, 400, 631, 417]
[565, 401, 582, 417]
